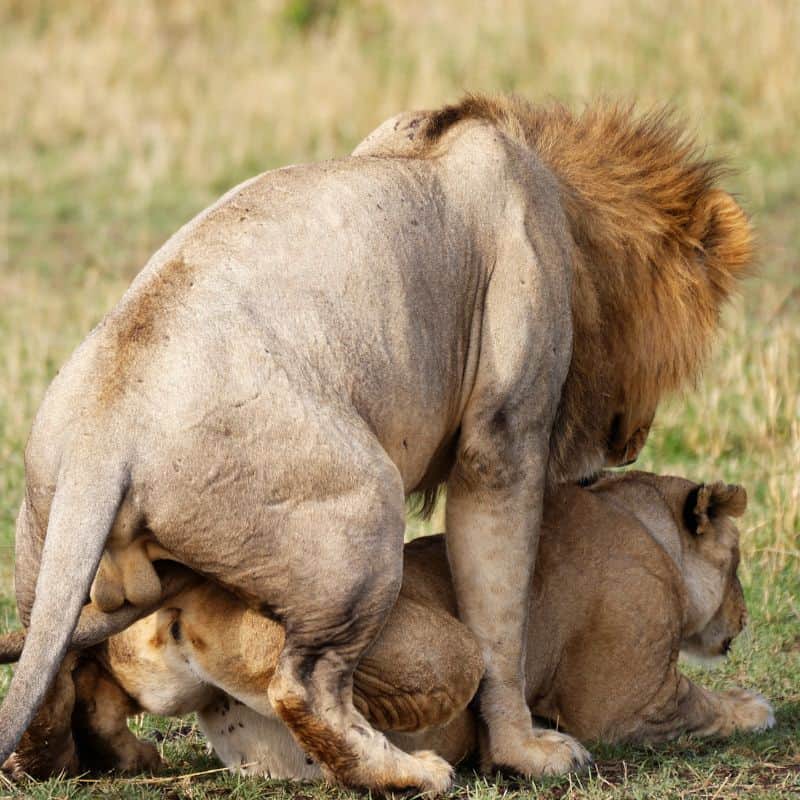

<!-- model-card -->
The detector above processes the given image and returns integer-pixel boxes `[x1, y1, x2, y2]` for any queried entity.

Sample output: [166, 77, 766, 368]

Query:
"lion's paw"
[406, 749, 455, 795]
[722, 688, 776, 733]
[489, 729, 592, 778]
[341, 743, 453, 796]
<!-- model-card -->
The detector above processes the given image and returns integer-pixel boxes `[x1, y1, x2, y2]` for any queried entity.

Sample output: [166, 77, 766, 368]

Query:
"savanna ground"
[0, 1, 798, 797]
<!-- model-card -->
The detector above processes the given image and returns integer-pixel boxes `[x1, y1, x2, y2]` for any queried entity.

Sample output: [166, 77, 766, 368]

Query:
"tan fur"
[3, 96, 753, 787]
[3, 472, 773, 783]
[98, 256, 195, 406]
[70, 659, 161, 774]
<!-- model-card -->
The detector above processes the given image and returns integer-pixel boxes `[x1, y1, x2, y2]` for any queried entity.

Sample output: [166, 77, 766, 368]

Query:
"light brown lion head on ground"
[678, 480, 749, 661]
[612, 471, 750, 661]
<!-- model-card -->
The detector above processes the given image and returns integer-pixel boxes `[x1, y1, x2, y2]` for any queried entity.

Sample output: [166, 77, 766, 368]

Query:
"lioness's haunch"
[1, 472, 774, 781]
[1, 95, 752, 789]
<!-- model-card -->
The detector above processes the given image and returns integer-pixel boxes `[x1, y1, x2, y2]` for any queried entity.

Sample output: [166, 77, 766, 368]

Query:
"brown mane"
[424, 95, 754, 482]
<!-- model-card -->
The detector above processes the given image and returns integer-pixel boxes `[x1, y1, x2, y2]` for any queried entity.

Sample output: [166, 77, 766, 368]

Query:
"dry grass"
[1, 1, 798, 797]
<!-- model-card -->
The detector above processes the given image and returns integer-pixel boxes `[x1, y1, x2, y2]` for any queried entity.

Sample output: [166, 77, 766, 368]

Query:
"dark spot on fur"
[296, 653, 319, 682]
[451, 442, 520, 493]
[490, 408, 508, 433]
[722, 637, 732, 654]
[409, 428, 459, 518]
[683, 485, 702, 535]
[169, 620, 181, 642]
[424, 104, 471, 141]
[259, 601, 285, 624]
[228, 724, 235, 733]
[607, 412, 624, 451]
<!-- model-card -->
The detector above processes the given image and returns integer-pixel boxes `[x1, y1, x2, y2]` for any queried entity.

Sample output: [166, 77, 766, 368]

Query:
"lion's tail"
[0, 452, 127, 764]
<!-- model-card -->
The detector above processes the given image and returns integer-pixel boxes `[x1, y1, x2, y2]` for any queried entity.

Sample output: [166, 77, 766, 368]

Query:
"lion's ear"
[683, 481, 747, 535]
[689, 190, 754, 295]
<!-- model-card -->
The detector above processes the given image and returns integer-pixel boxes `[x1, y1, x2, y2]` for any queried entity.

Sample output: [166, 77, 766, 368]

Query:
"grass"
[1, 1, 798, 797]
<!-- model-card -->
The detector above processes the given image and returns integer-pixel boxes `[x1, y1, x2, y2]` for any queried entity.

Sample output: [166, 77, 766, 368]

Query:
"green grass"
[1, 1, 798, 797]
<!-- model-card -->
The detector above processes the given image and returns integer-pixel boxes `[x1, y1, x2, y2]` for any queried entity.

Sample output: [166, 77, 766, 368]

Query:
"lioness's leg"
[71, 658, 162, 773]
[354, 595, 483, 733]
[1, 654, 79, 780]
[165, 583, 481, 738]
[655, 674, 775, 740]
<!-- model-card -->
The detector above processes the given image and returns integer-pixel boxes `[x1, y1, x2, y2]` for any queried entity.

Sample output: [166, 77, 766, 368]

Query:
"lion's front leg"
[446, 431, 591, 777]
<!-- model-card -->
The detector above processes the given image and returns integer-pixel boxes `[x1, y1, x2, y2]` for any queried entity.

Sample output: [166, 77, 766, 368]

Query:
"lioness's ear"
[683, 481, 747, 535]
[689, 190, 754, 294]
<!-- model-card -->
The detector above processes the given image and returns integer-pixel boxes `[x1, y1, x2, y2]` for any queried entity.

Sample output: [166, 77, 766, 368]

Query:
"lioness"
[1, 472, 774, 781]
[0, 96, 752, 789]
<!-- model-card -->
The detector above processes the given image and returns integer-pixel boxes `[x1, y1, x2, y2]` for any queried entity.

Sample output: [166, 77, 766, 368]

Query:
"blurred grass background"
[0, 1, 798, 798]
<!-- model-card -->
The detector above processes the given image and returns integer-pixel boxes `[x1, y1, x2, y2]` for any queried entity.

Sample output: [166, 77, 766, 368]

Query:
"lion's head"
[422, 96, 754, 483]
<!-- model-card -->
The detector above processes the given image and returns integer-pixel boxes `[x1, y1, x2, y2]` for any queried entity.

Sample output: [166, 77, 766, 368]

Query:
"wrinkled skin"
[1, 471, 774, 782]
[2, 99, 750, 788]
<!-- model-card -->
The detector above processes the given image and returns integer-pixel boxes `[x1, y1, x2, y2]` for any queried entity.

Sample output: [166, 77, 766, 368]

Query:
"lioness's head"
[677, 480, 749, 661]
[590, 471, 749, 661]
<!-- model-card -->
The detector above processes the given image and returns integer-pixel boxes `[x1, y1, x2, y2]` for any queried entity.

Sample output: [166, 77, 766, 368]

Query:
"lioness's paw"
[489, 729, 592, 778]
[723, 688, 776, 732]
[118, 739, 164, 774]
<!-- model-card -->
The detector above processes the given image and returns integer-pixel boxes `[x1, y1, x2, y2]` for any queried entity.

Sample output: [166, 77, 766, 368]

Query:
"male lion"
[1, 471, 774, 781]
[0, 95, 752, 789]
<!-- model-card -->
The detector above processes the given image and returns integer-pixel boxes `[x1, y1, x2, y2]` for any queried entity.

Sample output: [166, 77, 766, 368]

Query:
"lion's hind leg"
[265, 476, 453, 794]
